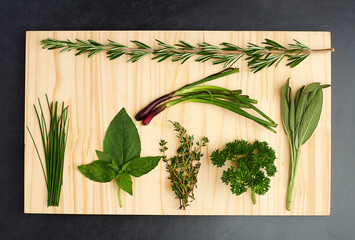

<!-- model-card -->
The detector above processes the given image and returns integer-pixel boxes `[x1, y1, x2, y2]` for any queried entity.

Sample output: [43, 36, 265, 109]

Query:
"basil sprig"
[281, 79, 330, 211]
[78, 108, 161, 207]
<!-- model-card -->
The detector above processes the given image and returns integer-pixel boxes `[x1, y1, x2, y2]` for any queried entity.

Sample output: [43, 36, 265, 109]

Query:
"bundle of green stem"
[27, 95, 69, 207]
[135, 68, 277, 133]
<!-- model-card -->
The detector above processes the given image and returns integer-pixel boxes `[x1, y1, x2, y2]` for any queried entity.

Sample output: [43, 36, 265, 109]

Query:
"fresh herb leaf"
[281, 79, 291, 137]
[95, 150, 114, 163]
[298, 90, 323, 145]
[78, 160, 117, 183]
[282, 80, 330, 211]
[289, 87, 295, 134]
[116, 172, 133, 196]
[160, 121, 208, 210]
[41, 38, 333, 73]
[103, 108, 141, 167]
[78, 108, 160, 208]
[211, 140, 277, 205]
[128, 156, 161, 177]
[107, 160, 120, 173]
[295, 83, 320, 127]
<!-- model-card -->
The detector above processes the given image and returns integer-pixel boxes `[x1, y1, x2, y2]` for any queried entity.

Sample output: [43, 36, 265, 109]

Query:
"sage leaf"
[104, 108, 141, 167]
[78, 160, 117, 183]
[281, 79, 330, 211]
[116, 172, 133, 195]
[298, 90, 323, 145]
[281, 79, 290, 136]
[321, 84, 331, 89]
[95, 150, 114, 163]
[128, 156, 161, 177]
[289, 87, 295, 134]
[295, 82, 320, 127]
[305, 86, 322, 109]
[294, 85, 304, 108]
[306, 84, 329, 108]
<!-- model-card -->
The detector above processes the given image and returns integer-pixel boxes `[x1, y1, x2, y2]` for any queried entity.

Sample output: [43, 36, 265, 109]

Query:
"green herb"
[281, 79, 330, 211]
[136, 68, 277, 133]
[159, 121, 208, 210]
[78, 108, 161, 208]
[211, 140, 276, 204]
[41, 38, 334, 73]
[27, 95, 69, 207]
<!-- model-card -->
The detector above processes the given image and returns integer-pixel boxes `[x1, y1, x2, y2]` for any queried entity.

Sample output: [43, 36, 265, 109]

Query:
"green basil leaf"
[95, 150, 114, 163]
[78, 160, 117, 183]
[281, 79, 290, 136]
[128, 156, 161, 177]
[295, 82, 320, 128]
[122, 161, 132, 172]
[116, 172, 133, 195]
[103, 108, 141, 167]
[107, 160, 120, 173]
[298, 89, 323, 145]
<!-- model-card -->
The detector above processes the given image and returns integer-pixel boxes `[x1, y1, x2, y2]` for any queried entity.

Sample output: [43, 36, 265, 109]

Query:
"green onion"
[136, 68, 277, 133]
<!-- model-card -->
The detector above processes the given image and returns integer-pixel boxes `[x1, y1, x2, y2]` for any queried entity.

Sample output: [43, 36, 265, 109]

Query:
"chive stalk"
[27, 95, 69, 207]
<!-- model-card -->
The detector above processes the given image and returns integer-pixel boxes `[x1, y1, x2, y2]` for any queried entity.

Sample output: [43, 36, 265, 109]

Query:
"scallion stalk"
[137, 68, 277, 132]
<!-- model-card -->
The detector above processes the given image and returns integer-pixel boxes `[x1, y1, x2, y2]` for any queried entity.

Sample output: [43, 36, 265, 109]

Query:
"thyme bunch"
[160, 121, 208, 210]
[41, 38, 333, 73]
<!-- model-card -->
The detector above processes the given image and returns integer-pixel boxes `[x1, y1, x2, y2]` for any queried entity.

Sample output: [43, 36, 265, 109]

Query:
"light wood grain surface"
[25, 31, 331, 215]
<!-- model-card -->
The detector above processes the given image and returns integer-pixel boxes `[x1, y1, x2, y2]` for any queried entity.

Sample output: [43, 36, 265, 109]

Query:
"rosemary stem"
[57, 45, 335, 54]
[42, 38, 334, 71]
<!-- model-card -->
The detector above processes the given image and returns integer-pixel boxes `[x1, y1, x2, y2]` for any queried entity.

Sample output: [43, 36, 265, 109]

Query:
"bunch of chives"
[27, 95, 69, 207]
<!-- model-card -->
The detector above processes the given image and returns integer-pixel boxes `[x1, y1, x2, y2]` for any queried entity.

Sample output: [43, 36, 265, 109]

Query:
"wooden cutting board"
[25, 31, 331, 215]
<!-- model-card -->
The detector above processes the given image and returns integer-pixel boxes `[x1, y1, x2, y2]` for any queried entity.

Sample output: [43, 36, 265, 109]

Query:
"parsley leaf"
[211, 140, 276, 204]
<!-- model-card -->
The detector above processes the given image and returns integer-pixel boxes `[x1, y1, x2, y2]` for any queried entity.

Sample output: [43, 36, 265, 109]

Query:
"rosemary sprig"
[41, 38, 334, 73]
[160, 121, 208, 210]
[27, 95, 69, 207]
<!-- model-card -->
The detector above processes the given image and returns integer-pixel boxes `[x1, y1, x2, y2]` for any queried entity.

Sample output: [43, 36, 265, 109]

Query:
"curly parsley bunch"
[211, 140, 276, 204]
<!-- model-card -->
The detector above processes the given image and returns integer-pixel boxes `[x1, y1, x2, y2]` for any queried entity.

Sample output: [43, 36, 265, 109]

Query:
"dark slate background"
[0, 0, 354, 239]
